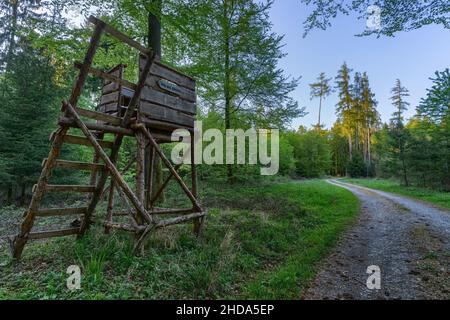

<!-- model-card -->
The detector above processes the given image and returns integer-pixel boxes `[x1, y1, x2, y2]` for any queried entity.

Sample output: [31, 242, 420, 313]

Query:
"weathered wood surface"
[140, 56, 195, 90]
[44, 159, 105, 171]
[156, 212, 205, 229]
[76, 107, 122, 125]
[99, 102, 122, 114]
[103, 222, 144, 233]
[140, 118, 193, 132]
[151, 208, 194, 215]
[100, 91, 120, 106]
[145, 147, 156, 209]
[121, 52, 156, 126]
[29, 228, 80, 240]
[191, 130, 202, 235]
[64, 134, 114, 149]
[35, 207, 88, 217]
[135, 130, 146, 236]
[140, 101, 194, 128]
[58, 117, 135, 136]
[104, 181, 115, 234]
[44, 185, 96, 193]
[146, 76, 196, 102]
[141, 86, 196, 115]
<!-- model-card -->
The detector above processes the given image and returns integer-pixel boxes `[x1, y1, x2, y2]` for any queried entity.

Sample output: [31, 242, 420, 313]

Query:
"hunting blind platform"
[11, 17, 205, 260]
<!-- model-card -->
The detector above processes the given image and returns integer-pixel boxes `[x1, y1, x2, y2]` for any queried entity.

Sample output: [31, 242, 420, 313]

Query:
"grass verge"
[341, 178, 450, 210]
[0, 180, 358, 299]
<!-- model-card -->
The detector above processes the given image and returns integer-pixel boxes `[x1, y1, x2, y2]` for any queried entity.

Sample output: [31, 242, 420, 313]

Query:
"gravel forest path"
[303, 179, 450, 300]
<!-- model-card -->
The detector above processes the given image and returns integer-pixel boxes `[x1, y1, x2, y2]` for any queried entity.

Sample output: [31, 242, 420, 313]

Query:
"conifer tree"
[388, 79, 410, 185]
[335, 62, 354, 160]
[309, 72, 332, 129]
[0, 42, 62, 203]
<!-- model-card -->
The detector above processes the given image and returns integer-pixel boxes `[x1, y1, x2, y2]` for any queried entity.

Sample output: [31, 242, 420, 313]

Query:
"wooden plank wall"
[139, 55, 196, 129]
[97, 59, 197, 130]
[98, 65, 124, 114]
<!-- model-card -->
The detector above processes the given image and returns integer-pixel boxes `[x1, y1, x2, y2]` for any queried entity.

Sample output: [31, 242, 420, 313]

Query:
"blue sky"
[269, 0, 450, 130]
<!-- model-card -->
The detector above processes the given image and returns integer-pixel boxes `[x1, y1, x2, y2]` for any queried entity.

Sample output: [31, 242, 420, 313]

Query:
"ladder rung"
[28, 228, 80, 240]
[156, 212, 206, 229]
[59, 117, 134, 136]
[75, 107, 122, 126]
[42, 159, 105, 171]
[35, 207, 88, 217]
[103, 222, 142, 232]
[64, 134, 114, 149]
[43, 185, 96, 193]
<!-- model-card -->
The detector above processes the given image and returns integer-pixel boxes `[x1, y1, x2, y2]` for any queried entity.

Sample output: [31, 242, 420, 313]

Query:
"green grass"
[341, 178, 450, 210]
[0, 180, 358, 300]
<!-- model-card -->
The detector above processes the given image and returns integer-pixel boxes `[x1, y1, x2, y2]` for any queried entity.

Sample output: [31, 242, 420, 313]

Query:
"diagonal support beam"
[78, 46, 156, 235]
[121, 52, 156, 126]
[133, 124, 202, 211]
[149, 143, 193, 206]
[64, 101, 154, 226]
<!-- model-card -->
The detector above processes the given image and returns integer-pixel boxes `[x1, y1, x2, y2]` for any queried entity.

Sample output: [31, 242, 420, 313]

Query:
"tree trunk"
[7, 185, 13, 205]
[348, 134, 353, 160]
[223, 0, 233, 180]
[318, 95, 322, 129]
[6, 0, 19, 69]
[146, 1, 165, 203]
[20, 183, 26, 206]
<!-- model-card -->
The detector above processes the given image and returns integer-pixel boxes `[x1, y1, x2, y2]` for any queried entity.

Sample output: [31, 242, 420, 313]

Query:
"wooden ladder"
[12, 17, 156, 260]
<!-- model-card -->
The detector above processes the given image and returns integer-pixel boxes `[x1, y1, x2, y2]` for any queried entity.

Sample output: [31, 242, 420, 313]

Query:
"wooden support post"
[12, 21, 106, 260]
[145, 147, 156, 209]
[89, 132, 104, 193]
[104, 181, 115, 234]
[149, 144, 192, 207]
[135, 129, 147, 251]
[121, 52, 155, 126]
[149, 163, 181, 207]
[114, 183, 140, 229]
[133, 124, 202, 211]
[191, 130, 202, 235]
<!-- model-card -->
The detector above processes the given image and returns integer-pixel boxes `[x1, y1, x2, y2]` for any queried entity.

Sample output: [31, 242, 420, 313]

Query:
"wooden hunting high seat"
[11, 16, 204, 261]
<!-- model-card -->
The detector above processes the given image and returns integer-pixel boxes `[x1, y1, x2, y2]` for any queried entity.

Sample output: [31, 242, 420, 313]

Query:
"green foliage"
[417, 69, 450, 122]
[286, 129, 331, 178]
[0, 42, 65, 202]
[347, 152, 366, 178]
[373, 70, 450, 190]
[301, 0, 450, 37]
[328, 123, 349, 176]
[0, 180, 359, 299]
[334, 63, 379, 176]
[278, 136, 295, 176]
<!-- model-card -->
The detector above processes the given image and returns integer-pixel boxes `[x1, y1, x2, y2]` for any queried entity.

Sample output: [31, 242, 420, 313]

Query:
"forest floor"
[0, 180, 359, 299]
[303, 179, 450, 300]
